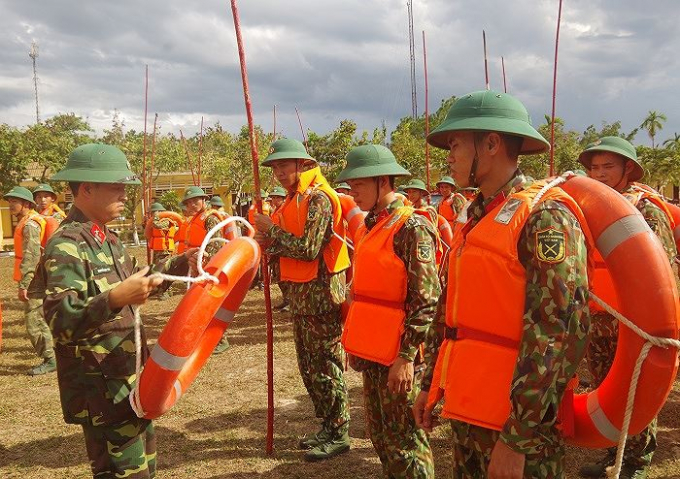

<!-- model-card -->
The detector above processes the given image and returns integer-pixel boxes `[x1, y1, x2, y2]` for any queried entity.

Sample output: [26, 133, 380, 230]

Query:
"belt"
[444, 326, 519, 350]
[351, 293, 404, 310]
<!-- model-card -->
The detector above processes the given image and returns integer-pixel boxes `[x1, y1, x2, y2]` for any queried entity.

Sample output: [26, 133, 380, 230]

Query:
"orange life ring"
[338, 193, 366, 244]
[436, 214, 453, 248]
[665, 202, 680, 252]
[561, 175, 679, 448]
[133, 237, 260, 419]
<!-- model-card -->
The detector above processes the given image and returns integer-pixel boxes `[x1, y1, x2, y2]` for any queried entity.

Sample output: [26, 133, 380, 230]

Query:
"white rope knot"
[129, 216, 255, 419]
[589, 293, 680, 479]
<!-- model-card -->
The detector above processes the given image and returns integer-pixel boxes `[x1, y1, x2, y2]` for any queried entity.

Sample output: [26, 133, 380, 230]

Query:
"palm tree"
[640, 111, 667, 148]
[662, 132, 680, 151]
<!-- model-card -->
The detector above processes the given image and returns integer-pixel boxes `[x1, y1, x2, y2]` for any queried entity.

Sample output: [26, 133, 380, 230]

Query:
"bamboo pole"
[198, 116, 204, 187]
[422, 30, 431, 191]
[150, 113, 158, 204]
[295, 107, 308, 149]
[179, 130, 198, 186]
[483, 31, 490, 90]
[502, 56, 508, 93]
[143, 65, 150, 264]
[549, 0, 564, 176]
[229, 0, 276, 455]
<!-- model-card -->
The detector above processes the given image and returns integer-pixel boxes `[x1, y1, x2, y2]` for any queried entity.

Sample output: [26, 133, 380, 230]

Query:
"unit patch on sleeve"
[535, 227, 566, 264]
[416, 241, 433, 263]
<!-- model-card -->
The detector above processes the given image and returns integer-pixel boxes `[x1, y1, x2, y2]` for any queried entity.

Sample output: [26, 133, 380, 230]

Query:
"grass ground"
[0, 247, 679, 478]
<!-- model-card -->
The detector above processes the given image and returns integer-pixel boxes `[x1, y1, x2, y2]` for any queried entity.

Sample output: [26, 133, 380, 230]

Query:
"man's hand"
[488, 440, 525, 479]
[387, 356, 414, 394]
[185, 247, 200, 273]
[412, 390, 439, 433]
[254, 212, 274, 233]
[17, 288, 29, 302]
[108, 266, 164, 309]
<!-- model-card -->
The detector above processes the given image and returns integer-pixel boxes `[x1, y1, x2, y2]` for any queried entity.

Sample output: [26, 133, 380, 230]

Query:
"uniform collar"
[296, 166, 325, 194]
[365, 198, 404, 230]
[468, 170, 531, 220]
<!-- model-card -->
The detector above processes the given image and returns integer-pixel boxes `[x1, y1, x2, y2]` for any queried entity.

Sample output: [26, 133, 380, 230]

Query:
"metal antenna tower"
[407, 0, 417, 118]
[29, 41, 40, 123]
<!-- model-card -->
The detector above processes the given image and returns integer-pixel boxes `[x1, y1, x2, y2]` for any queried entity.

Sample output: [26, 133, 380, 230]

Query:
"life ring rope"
[532, 173, 680, 479]
[129, 216, 256, 419]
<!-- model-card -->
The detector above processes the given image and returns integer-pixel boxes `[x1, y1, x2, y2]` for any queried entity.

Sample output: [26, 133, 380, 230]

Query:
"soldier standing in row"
[34, 144, 196, 478]
[253, 138, 351, 461]
[402, 179, 431, 210]
[334, 182, 351, 195]
[338, 144, 440, 477]
[210, 195, 227, 214]
[435, 176, 466, 230]
[4, 186, 56, 375]
[413, 90, 591, 478]
[33, 183, 67, 222]
[145, 202, 179, 265]
[577, 137, 677, 479]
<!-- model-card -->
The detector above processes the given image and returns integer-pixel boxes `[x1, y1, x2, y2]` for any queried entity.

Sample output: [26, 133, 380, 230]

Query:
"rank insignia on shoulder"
[494, 198, 522, 225]
[535, 227, 566, 264]
[90, 224, 106, 246]
[416, 241, 433, 263]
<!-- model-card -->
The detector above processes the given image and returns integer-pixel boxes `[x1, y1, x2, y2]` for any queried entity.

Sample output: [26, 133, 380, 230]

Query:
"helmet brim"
[336, 164, 411, 182]
[50, 169, 141, 185]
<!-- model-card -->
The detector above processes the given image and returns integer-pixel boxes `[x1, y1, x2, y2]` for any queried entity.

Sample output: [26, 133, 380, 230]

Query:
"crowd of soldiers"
[3, 88, 678, 479]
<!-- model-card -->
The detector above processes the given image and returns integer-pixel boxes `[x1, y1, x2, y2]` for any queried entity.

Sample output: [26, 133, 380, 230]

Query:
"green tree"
[0, 124, 29, 193]
[640, 111, 667, 148]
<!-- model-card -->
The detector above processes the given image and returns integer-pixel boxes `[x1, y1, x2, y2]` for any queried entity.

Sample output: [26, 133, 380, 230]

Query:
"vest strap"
[352, 293, 404, 311]
[444, 326, 519, 350]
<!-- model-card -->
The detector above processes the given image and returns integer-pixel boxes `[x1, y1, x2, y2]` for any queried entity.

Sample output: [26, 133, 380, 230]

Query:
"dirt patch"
[0, 247, 678, 477]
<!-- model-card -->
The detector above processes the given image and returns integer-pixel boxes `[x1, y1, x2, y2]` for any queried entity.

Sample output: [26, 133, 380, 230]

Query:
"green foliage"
[0, 124, 28, 194]
[159, 190, 182, 212]
[640, 111, 667, 148]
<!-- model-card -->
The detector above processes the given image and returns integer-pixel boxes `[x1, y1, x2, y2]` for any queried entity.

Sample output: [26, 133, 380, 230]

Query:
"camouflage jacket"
[352, 199, 441, 370]
[265, 189, 346, 316]
[439, 192, 467, 217]
[31, 207, 189, 426]
[423, 171, 590, 455]
[18, 213, 43, 290]
[623, 183, 678, 261]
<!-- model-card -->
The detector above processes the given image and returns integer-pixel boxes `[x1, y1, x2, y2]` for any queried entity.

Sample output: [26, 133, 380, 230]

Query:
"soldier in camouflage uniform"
[337, 144, 440, 478]
[413, 90, 591, 478]
[435, 176, 466, 228]
[402, 179, 431, 210]
[145, 202, 178, 265]
[253, 138, 351, 462]
[4, 186, 56, 375]
[31, 144, 195, 478]
[577, 137, 677, 479]
[334, 182, 351, 195]
[33, 183, 67, 222]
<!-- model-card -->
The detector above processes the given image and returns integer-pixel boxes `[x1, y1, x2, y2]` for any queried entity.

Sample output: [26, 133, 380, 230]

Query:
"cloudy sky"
[1, 0, 679, 146]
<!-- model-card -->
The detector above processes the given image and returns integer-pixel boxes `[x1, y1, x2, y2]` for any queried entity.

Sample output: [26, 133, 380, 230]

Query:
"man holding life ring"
[412, 90, 591, 478]
[253, 138, 351, 462]
[337, 144, 440, 477]
[31, 144, 196, 478]
[577, 137, 677, 479]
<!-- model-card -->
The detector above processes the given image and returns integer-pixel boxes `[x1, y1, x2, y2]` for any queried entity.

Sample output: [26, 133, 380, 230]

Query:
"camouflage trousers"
[363, 364, 433, 478]
[447, 420, 564, 478]
[25, 298, 54, 360]
[151, 250, 171, 265]
[586, 312, 656, 467]
[82, 418, 156, 478]
[293, 310, 350, 431]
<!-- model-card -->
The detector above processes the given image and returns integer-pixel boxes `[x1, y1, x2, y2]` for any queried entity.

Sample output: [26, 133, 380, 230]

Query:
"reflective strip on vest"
[586, 391, 620, 443]
[213, 308, 236, 324]
[346, 206, 362, 223]
[596, 215, 649, 259]
[438, 222, 449, 232]
[150, 344, 189, 371]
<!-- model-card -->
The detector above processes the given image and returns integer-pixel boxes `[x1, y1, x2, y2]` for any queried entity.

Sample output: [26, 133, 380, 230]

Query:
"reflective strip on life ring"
[561, 176, 679, 449]
[134, 237, 261, 419]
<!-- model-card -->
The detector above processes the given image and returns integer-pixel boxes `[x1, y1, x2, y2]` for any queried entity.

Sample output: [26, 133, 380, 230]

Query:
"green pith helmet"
[402, 179, 429, 194]
[261, 138, 316, 166]
[182, 186, 209, 203]
[269, 186, 287, 197]
[51, 143, 141, 184]
[3, 186, 37, 206]
[578, 136, 644, 182]
[210, 195, 225, 207]
[33, 183, 57, 198]
[335, 182, 351, 191]
[336, 144, 411, 182]
[254, 189, 268, 199]
[150, 202, 165, 213]
[427, 90, 550, 155]
[436, 176, 456, 187]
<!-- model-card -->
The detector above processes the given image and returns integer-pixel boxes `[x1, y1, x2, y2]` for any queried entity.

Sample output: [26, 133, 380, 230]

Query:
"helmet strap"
[370, 177, 380, 213]
[469, 146, 481, 189]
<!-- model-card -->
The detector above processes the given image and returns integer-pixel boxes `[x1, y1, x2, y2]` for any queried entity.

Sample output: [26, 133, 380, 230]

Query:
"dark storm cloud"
[0, 0, 678, 145]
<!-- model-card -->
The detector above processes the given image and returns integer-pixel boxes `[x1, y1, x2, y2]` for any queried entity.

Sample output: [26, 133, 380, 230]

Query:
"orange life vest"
[590, 183, 676, 313]
[41, 203, 66, 219]
[271, 167, 350, 283]
[13, 210, 47, 282]
[146, 212, 181, 252]
[342, 206, 413, 365]
[175, 217, 188, 254]
[248, 202, 271, 225]
[185, 208, 221, 248]
[438, 193, 465, 229]
[430, 182, 593, 431]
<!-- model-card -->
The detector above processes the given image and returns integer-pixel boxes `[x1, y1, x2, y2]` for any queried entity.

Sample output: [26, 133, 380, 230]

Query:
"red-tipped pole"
[422, 30, 431, 191]
[549, 0, 564, 177]
[198, 116, 204, 187]
[150, 113, 158, 203]
[501, 56, 508, 93]
[229, 0, 275, 456]
[143, 65, 150, 264]
[483, 30, 490, 90]
[295, 107, 308, 149]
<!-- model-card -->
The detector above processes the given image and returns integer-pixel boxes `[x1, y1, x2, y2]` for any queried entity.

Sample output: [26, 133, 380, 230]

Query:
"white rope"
[129, 216, 254, 418]
[588, 293, 680, 479]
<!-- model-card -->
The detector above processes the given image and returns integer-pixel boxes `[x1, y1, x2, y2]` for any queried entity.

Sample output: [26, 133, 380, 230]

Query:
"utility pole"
[29, 42, 40, 123]
[407, 0, 417, 119]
